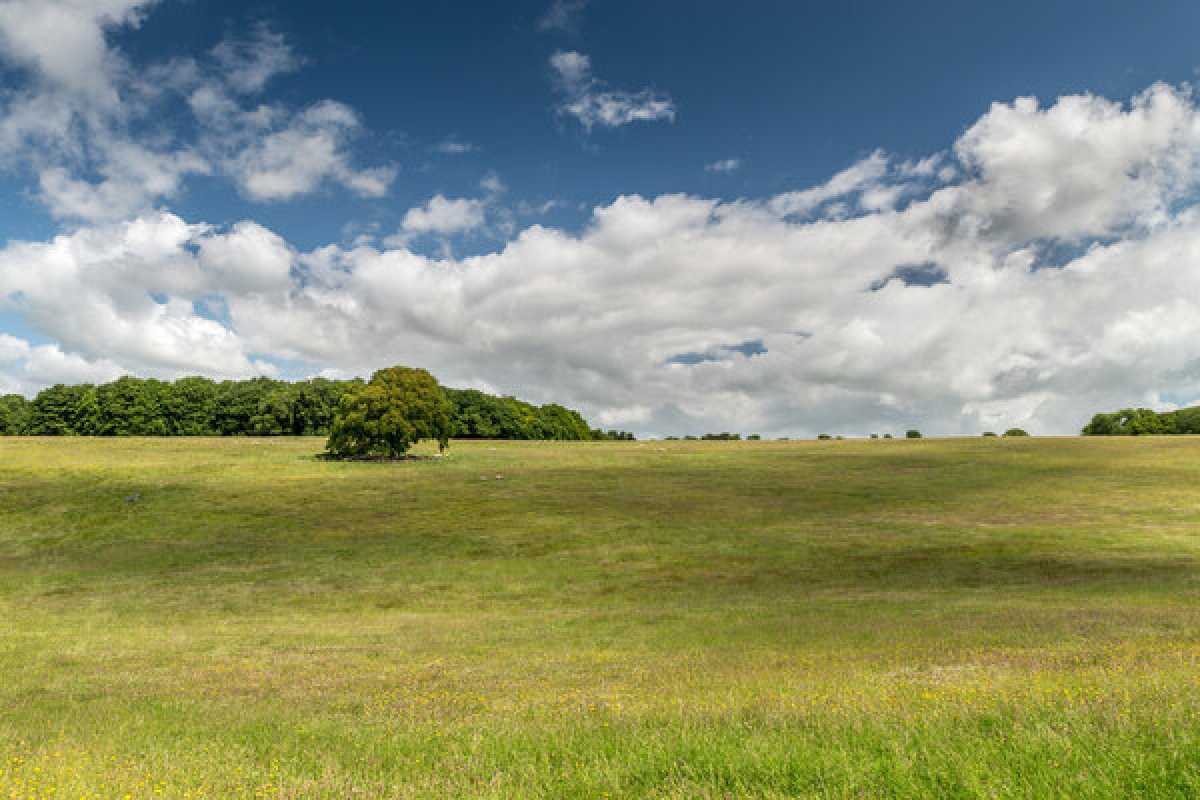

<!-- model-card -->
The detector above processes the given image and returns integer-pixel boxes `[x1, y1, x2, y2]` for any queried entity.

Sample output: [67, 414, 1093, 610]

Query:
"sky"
[3, 1, 1200, 437]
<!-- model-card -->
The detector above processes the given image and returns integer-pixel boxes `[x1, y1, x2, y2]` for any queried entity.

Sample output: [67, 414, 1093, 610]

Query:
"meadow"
[2, 436, 1200, 798]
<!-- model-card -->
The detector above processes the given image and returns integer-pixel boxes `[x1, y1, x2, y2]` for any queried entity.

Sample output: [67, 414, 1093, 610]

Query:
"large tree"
[326, 366, 453, 458]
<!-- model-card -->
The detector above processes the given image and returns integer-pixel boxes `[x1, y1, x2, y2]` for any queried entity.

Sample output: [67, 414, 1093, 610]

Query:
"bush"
[1003, 428, 1029, 437]
[326, 366, 453, 459]
[747, 434, 762, 441]
[883, 434, 893, 439]
[982, 431, 998, 437]
[905, 430, 922, 439]
[817, 433, 832, 440]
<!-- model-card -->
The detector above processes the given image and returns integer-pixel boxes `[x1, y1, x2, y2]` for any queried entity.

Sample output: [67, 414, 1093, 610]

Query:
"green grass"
[3, 436, 1200, 797]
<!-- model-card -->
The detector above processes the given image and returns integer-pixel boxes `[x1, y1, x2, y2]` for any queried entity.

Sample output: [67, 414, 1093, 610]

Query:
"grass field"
[3, 436, 1200, 798]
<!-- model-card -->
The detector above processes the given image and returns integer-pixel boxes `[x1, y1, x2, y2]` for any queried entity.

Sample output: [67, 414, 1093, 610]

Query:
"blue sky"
[8, 0, 1200, 250]
[3, 0, 1200, 436]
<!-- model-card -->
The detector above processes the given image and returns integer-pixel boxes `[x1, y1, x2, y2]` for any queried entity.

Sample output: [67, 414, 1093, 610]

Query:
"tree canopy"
[0, 371, 616, 442]
[1082, 407, 1200, 436]
[326, 366, 454, 458]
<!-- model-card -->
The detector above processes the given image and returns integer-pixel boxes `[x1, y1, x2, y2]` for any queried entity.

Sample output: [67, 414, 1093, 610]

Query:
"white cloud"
[0, 0, 152, 106]
[705, 159, 741, 174]
[0, 1, 393, 219]
[219, 100, 396, 201]
[538, 0, 588, 33]
[769, 150, 889, 217]
[4, 65, 1200, 438]
[398, 195, 487, 237]
[211, 22, 301, 94]
[550, 50, 675, 130]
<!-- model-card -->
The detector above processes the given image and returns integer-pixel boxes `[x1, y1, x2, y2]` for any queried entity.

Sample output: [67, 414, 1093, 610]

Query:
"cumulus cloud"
[550, 51, 675, 130]
[0, 1, 393, 219]
[215, 100, 396, 201]
[6, 80, 1200, 438]
[399, 195, 487, 236]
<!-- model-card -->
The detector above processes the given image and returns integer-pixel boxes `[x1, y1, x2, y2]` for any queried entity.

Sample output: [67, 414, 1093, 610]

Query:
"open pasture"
[3, 436, 1200, 797]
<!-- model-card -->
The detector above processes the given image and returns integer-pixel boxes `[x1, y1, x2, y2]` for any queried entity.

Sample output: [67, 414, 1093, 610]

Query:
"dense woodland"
[1082, 407, 1200, 436]
[0, 376, 633, 441]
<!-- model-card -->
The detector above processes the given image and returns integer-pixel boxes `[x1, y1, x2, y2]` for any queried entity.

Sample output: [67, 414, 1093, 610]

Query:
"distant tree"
[0, 394, 30, 435]
[817, 433, 832, 440]
[94, 376, 169, 436]
[747, 434, 762, 441]
[292, 378, 358, 435]
[251, 385, 299, 436]
[27, 384, 99, 435]
[906, 430, 922, 439]
[1003, 428, 1030, 437]
[164, 376, 219, 435]
[536, 404, 593, 440]
[1082, 408, 1174, 436]
[883, 433, 893, 439]
[326, 366, 453, 458]
[982, 431, 998, 437]
[1170, 407, 1200, 435]
[869, 433, 879, 439]
[213, 377, 284, 436]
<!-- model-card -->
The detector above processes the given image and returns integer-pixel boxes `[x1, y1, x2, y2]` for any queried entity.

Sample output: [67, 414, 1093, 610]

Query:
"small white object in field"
[495, 474, 504, 480]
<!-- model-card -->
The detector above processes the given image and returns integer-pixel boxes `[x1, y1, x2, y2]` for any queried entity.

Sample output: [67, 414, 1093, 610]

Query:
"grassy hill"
[3, 436, 1200, 797]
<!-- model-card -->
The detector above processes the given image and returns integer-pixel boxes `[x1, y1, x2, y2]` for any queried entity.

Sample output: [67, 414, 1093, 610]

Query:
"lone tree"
[326, 366, 453, 459]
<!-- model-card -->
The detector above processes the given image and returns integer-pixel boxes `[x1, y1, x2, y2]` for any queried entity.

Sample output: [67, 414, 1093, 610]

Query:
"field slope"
[3, 437, 1200, 797]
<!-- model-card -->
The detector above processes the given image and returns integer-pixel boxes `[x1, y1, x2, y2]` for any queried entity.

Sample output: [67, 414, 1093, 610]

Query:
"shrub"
[982, 431, 998, 437]
[905, 430, 922, 439]
[747, 434, 762, 441]
[883, 433, 893, 439]
[817, 433, 832, 440]
[1003, 428, 1029, 437]
[326, 366, 453, 459]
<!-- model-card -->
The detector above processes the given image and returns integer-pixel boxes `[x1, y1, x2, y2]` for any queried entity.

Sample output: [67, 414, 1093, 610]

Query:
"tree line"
[1082, 407, 1200, 436]
[0, 374, 633, 441]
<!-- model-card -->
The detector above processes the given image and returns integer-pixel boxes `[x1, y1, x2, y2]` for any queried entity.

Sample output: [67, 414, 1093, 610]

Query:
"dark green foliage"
[0, 394, 30, 435]
[27, 384, 99, 435]
[592, 429, 635, 441]
[1003, 428, 1030, 437]
[983, 431, 998, 437]
[869, 433, 879, 439]
[94, 376, 170, 436]
[906, 430, 922, 439]
[701, 432, 741, 441]
[3, 372, 594, 440]
[326, 366, 453, 458]
[534, 404, 593, 441]
[817, 434, 832, 441]
[883, 434, 893, 439]
[164, 377, 220, 435]
[1083, 408, 1183, 436]
[445, 388, 603, 441]
[747, 434, 762, 441]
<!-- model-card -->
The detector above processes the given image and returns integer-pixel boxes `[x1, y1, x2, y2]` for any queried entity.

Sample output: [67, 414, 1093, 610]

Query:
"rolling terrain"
[2, 436, 1200, 798]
